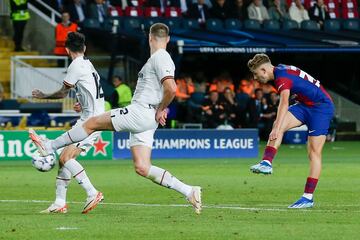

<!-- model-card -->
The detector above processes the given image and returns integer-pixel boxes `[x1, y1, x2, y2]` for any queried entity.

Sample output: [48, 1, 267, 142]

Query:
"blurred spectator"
[110, 0, 141, 9]
[261, 82, 277, 94]
[109, 75, 132, 108]
[89, 0, 109, 24]
[146, 0, 181, 14]
[54, 12, 78, 56]
[192, 0, 212, 7]
[187, 81, 206, 123]
[230, 0, 247, 20]
[187, 0, 210, 25]
[179, 0, 191, 14]
[289, 0, 310, 25]
[175, 75, 195, 122]
[176, 75, 195, 101]
[247, 0, 269, 24]
[110, 0, 125, 8]
[238, 79, 254, 97]
[260, 91, 278, 138]
[326, 117, 337, 142]
[10, 0, 30, 52]
[45, 0, 68, 12]
[221, 87, 239, 127]
[209, 0, 233, 20]
[247, 88, 266, 128]
[202, 91, 226, 128]
[268, 0, 288, 22]
[209, 73, 234, 93]
[66, 0, 87, 25]
[0, 83, 4, 102]
[309, 0, 330, 29]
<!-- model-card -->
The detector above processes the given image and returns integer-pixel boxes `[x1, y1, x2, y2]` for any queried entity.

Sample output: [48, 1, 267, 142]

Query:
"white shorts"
[73, 119, 100, 153]
[110, 103, 158, 148]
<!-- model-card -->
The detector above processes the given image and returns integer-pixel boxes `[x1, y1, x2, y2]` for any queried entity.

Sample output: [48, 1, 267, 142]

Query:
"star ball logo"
[93, 136, 110, 156]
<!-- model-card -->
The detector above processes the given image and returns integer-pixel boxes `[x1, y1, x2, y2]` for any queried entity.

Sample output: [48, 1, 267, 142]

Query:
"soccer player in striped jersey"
[247, 54, 335, 208]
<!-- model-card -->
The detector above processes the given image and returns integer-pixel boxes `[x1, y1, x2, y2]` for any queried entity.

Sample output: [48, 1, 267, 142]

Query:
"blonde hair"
[150, 23, 169, 39]
[247, 54, 271, 72]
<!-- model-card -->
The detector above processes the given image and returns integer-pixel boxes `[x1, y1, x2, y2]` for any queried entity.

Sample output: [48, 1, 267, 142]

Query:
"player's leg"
[40, 160, 71, 213]
[305, 135, 326, 196]
[251, 110, 303, 174]
[130, 131, 202, 214]
[61, 144, 104, 214]
[30, 111, 114, 156]
[288, 135, 326, 209]
[289, 105, 334, 208]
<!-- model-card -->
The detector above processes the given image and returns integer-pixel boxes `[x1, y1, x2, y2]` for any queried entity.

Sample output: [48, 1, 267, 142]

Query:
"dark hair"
[255, 88, 263, 93]
[113, 75, 122, 81]
[65, 32, 85, 53]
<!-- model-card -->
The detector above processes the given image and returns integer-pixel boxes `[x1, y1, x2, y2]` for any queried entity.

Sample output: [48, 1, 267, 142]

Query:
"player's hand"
[73, 102, 82, 113]
[32, 89, 46, 99]
[269, 128, 280, 141]
[156, 109, 168, 126]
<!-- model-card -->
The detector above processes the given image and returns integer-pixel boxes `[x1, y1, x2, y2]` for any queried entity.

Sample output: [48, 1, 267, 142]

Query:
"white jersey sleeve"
[153, 50, 175, 84]
[63, 62, 80, 87]
[62, 56, 105, 120]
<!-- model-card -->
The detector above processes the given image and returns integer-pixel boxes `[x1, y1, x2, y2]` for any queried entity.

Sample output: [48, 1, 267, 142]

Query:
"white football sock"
[147, 165, 192, 197]
[303, 193, 313, 200]
[54, 167, 71, 206]
[64, 159, 97, 197]
[49, 125, 89, 151]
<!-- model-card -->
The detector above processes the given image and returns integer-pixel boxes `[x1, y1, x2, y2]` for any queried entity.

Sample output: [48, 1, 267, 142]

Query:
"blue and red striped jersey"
[273, 64, 333, 106]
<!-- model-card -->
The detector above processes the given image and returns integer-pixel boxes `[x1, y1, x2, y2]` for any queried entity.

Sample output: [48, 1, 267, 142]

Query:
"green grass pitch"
[1, 141, 360, 240]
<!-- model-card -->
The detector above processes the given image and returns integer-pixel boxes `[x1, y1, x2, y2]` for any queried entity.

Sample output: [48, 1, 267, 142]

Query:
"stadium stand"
[324, 0, 340, 19]
[205, 18, 224, 30]
[324, 19, 341, 31]
[224, 18, 242, 30]
[263, 19, 281, 30]
[124, 6, 144, 16]
[162, 18, 183, 29]
[144, 7, 162, 17]
[301, 19, 320, 30]
[342, 18, 360, 30]
[164, 7, 182, 17]
[342, 0, 359, 18]
[1, 0, 360, 135]
[182, 19, 201, 29]
[282, 19, 299, 29]
[243, 19, 261, 29]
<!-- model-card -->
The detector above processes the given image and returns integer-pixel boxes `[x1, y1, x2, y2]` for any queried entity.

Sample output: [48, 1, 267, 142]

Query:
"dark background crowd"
[43, 0, 359, 29]
[171, 72, 280, 139]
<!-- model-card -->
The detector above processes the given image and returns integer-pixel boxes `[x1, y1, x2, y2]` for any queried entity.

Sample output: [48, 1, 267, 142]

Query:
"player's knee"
[59, 153, 69, 165]
[134, 163, 149, 177]
[83, 117, 98, 134]
[59, 149, 79, 164]
[308, 147, 321, 160]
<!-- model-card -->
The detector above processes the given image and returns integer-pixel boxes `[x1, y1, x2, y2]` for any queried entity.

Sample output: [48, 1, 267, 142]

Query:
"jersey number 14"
[92, 72, 104, 99]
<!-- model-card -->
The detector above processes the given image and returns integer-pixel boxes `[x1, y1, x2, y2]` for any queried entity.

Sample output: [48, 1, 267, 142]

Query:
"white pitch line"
[56, 227, 79, 230]
[0, 199, 359, 213]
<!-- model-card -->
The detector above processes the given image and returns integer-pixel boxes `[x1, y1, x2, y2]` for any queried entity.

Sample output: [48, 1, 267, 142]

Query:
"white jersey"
[132, 49, 175, 106]
[64, 56, 105, 120]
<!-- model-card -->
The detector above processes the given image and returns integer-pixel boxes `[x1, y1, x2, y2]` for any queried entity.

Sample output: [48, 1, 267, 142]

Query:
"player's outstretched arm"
[156, 78, 177, 126]
[32, 84, 71, 99]
[269, 89, 290, 141]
